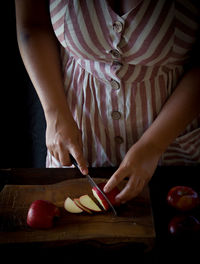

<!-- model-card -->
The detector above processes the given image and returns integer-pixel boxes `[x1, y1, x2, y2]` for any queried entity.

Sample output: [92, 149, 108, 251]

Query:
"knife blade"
[85, 174, 117, 216]
[69, 154, 117, 216]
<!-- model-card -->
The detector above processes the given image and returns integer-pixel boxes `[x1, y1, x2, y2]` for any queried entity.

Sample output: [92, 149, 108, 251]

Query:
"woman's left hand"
[103, 140, 161, 204]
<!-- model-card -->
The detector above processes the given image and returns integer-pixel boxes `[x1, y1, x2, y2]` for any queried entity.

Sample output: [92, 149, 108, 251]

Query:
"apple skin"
[168, 215, 200, 236]
[27, 200, 60, 229]
[92, 182, 120, 210]
[167, 186, 199, 211]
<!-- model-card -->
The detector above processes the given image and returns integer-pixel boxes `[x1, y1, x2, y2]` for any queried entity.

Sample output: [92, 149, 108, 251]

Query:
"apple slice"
[92, 182, 120, 211]
[74, 198, 92, 214]
[64, 197, 83, 213]
[79, 195, 102, 212]
[92, 188, 109, 210]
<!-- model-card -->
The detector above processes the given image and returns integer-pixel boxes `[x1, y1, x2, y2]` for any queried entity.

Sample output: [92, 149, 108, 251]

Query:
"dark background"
[1, 1, 47, 168]
[1, 3, 200, 263]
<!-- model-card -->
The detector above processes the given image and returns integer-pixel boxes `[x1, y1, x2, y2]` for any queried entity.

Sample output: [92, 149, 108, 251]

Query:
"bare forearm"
[15, 0, 88, 171]
[104, 67, 200, 202]
[140, 67, 200, 153]
[15, 1, 70, 120]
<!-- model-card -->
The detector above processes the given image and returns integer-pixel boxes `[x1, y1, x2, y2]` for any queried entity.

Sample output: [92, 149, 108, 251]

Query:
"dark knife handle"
[69, 154, 79, 170]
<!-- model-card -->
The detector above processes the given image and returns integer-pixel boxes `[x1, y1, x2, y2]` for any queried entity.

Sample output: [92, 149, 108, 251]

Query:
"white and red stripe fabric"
[47, 0, 200, 167]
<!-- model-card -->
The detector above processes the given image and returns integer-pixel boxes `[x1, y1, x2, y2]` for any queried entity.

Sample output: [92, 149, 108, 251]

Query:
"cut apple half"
[92, 188, 109, 211]
[79, 195, 102, 212]
[64, 197, 83, 213]
[74, 198, 92, 214]
[92, 182, 120, 211]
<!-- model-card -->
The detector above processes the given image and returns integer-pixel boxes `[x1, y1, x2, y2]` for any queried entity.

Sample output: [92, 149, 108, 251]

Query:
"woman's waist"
[63, 55, 184, 84]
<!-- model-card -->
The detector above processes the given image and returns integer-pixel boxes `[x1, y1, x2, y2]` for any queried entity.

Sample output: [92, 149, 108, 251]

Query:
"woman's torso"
[47, 0, 200, 167]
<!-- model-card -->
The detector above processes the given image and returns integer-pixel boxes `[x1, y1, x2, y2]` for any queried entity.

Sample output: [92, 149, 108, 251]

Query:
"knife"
[69, 154, 117, 216]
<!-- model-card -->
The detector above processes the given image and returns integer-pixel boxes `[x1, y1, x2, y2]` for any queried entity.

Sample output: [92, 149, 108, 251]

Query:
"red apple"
[27, 200, 60, 229]
[92, 182, 120, 211]
[167, 186, 199, 211]
[168, 215, 200, 236]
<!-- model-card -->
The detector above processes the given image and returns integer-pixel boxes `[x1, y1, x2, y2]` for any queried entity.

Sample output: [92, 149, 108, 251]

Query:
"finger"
[59, 150, 72, 167]
[116, 177, 144, 204]
[51, 150, 60, 164]
[78, 130, 83, 149]
[57, 142, 72, 166]
[103, 167, 127, 193]
[70, 147, 88, 175]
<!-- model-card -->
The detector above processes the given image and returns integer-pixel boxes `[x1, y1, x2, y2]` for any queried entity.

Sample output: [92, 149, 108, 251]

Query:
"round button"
[113, 21, 123, 33]
[110, 49, 121, 58]
[115, 136, 124, 144]
[111, 79, 120, 90]
[111, 111, 121, 120]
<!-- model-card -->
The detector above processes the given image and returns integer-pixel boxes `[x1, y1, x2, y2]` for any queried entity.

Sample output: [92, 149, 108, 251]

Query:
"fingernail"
[83, 169, 88, 175]
[103, 186, 108, 193]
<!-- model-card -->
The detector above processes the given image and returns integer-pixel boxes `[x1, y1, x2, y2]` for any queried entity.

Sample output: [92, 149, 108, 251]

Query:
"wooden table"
[0, 166, 200, 264]
[0, 167, 155, 263]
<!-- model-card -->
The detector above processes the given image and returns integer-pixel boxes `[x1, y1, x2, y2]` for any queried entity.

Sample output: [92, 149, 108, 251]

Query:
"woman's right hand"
[15, 0, 88, 174]
[46, 110, 88, 175]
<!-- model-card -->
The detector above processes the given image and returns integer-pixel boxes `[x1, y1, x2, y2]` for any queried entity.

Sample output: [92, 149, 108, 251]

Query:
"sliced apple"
[64, 197, 83, 213]
[74, 198, 92, 214]
[92, 188, 109, 210]
[79, 195, 102, 212]
[92, 182, 120, 211]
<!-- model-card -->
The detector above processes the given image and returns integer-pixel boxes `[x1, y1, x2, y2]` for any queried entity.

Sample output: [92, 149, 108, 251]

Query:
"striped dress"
[47, 0, 200, 167]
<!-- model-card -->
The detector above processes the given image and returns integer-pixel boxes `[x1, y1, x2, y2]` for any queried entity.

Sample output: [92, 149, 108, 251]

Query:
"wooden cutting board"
[0, 177, 155, 249]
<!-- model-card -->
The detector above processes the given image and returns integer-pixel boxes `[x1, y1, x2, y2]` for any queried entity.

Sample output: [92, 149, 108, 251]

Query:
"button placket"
[109, 19, 124, 62]
[108, 18, 125, 147]
[111, 111, 124, 145]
